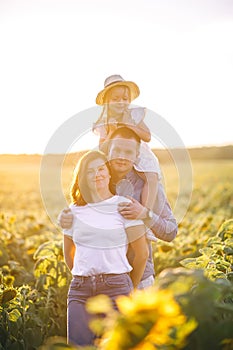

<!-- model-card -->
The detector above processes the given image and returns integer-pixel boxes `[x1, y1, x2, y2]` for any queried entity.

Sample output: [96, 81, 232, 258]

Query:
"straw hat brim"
[96, 81, 140, 105]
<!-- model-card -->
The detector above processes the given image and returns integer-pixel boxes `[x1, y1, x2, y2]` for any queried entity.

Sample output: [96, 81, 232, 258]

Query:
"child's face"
[106, 86, 130, 118]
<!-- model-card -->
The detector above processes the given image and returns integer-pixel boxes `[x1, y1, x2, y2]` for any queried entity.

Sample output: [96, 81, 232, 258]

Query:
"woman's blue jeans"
[67, 273, 133, 346]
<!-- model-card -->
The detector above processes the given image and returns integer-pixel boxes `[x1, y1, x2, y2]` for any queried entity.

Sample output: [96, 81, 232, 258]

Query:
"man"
[60, 127, 178, 289]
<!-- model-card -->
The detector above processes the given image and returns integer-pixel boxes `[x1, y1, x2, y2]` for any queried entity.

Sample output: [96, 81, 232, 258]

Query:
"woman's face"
[86, 158, 111, 193]
[106, 86, 130, 118]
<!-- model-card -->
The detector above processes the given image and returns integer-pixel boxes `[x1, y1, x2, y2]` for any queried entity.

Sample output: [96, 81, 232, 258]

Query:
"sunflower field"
[0, 154, 233, 350]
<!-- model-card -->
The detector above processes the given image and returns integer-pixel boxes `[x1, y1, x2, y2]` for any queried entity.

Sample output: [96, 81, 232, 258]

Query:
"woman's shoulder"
[113, 195, 131, 204]
[68, 203, 88, 212]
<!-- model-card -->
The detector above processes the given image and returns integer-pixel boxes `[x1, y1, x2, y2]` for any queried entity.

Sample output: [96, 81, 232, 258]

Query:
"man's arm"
[147, 182, 178, 241]
[144, 213, 178, 242]
[118, 189, 178, 242]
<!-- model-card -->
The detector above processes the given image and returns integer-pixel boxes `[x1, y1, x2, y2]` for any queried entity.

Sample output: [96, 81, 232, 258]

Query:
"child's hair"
[70, 150, 111, 206]
[92, 104, 108, 134]
[103, 85, 131, 104]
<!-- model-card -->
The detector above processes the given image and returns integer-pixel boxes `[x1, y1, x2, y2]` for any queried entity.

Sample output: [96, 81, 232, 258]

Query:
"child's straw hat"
[96, 74, 140, 105]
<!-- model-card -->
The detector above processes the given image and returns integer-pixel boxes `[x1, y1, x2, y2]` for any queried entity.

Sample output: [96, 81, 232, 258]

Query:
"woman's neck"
[90, 189, 113, 203]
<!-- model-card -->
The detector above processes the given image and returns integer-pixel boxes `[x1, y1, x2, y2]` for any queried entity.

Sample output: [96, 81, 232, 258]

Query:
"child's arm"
[120, 109, 151, 142]
[128, 120, 151, 142]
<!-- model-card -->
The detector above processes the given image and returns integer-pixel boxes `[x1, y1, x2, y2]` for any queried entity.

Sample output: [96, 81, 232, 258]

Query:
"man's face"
[108, 137, 139, 176]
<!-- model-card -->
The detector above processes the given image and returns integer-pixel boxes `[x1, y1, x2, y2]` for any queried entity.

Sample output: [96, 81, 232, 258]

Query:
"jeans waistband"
[73, 273, 128, 282]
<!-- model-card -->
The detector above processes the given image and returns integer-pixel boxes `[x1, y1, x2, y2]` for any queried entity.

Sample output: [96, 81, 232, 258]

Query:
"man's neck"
[111, 168, 137, 184]
[111, 171, 128, 183]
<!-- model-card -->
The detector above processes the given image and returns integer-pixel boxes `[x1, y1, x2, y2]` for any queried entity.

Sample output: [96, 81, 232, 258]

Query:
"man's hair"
[109, 127, 141, 143]
[105, 127, 141, 158]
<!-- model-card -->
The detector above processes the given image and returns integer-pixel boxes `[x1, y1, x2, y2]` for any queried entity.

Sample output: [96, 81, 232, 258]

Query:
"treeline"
[0, 145, 232, 165]
[153, 145, 233, 163]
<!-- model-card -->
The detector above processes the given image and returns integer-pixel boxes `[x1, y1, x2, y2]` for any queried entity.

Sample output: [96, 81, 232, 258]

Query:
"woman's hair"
[70, 150, 110, 206]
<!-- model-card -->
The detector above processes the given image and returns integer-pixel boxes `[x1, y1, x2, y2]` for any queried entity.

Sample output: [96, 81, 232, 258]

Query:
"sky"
[0, 0, 233, 154]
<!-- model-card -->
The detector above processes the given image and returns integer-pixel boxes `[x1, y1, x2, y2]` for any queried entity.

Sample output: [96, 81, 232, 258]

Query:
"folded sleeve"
[124, 218, 144, 229]
[130, 107, 146, 125]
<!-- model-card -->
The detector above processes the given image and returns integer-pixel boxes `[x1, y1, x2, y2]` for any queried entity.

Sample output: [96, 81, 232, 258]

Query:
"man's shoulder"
[126, 169, 143, 182]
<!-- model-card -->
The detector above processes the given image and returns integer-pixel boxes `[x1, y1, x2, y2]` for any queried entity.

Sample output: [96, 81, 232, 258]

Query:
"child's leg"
[136, 171, 159, 210]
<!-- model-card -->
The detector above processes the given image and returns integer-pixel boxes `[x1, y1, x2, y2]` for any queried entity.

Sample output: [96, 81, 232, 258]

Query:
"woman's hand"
[58, 208, 73, 229]
[118, 196, 147, 220]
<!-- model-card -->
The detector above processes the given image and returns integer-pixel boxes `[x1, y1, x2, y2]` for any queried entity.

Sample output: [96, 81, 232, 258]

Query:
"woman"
[63, 150, 148, 346]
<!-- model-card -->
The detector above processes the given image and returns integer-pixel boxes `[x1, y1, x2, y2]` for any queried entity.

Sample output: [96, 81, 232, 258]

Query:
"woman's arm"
[126, 225, 149, 288]
[63, 235, 76, 271]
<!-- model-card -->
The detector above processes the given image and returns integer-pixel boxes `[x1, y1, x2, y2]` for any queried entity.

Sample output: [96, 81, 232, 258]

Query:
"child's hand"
[108, 123, 118, 134]
[122, 109, 136, 126]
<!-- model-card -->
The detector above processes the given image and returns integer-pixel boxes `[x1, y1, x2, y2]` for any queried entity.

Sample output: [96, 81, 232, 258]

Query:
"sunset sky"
[0, 0, 232, 154]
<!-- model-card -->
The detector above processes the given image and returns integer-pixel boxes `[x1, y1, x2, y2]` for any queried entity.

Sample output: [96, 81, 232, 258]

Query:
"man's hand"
[118, 196, 147, 220]
[57, 208, 73, 229]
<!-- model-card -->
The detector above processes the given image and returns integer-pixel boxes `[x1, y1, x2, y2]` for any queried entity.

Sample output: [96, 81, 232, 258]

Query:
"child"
[93, 74, 161, 211]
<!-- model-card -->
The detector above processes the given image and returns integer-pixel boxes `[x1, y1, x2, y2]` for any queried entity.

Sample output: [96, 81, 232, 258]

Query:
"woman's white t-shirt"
[63, 195, 143, 276]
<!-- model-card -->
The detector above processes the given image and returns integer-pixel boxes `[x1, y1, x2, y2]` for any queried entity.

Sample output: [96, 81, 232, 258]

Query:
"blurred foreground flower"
[87, 288, 197, 350]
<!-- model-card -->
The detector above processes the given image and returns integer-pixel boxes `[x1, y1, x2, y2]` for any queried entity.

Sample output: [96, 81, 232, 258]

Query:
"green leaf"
[24, 328, 43, 347]
[8, 308, 21, 322]
[199, 247, 215, 257]
[180, 256, 209, 269]
[33, 241, 56, 259]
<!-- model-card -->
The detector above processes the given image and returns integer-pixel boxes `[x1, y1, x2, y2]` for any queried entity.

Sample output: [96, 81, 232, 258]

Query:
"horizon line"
[0, 143, 232, 157]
